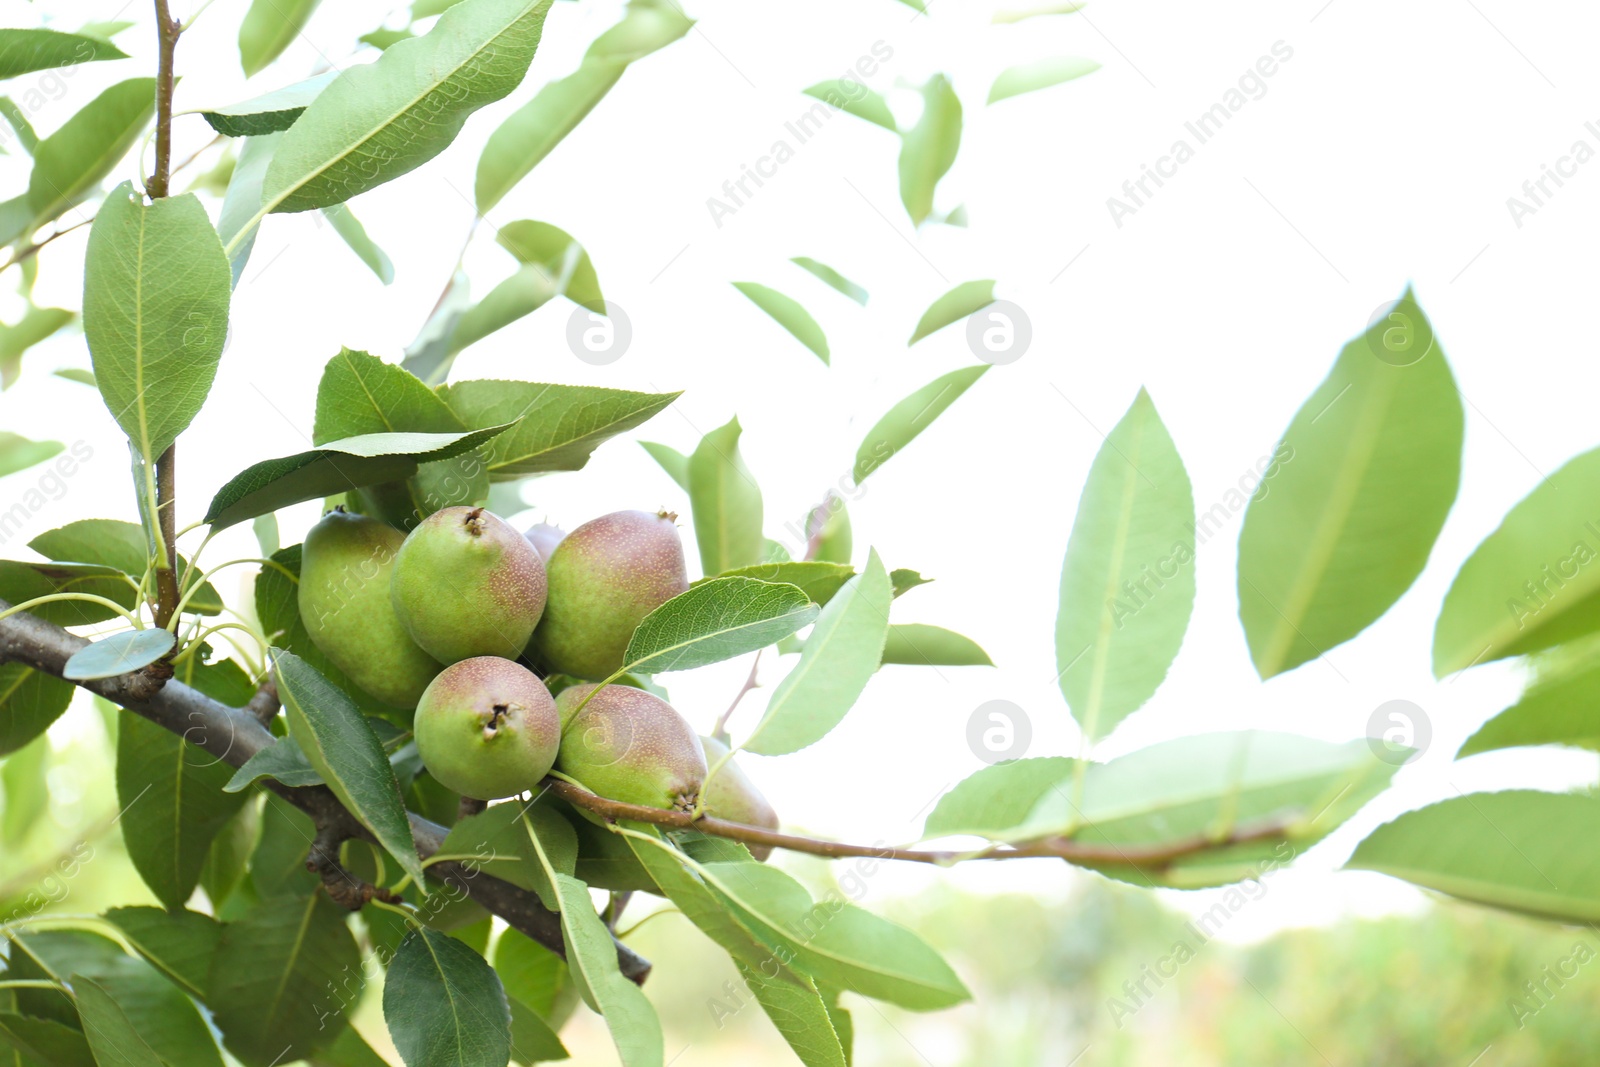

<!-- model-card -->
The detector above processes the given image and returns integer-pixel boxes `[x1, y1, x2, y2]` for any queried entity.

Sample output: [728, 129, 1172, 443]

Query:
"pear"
[299, 508, 442, 709]
[555, 684, 706, 811]
[533, 510, 689, 680]
[391, 506, 548, 664]
[414, 657, 560, 800]
[699, 735, 780, 861]
[524, 522, 566, 564]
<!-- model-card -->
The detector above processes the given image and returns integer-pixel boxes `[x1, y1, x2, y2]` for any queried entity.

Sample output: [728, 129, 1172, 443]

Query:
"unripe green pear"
[533, 510, 688, 680]
[299, 508, 442, 709]
[414, 657, 559, 800]
[700, 735, 780, 861]
[391, 506, 548, 664]
[555, 684, 706, 811]
[524, 522, 566, 564]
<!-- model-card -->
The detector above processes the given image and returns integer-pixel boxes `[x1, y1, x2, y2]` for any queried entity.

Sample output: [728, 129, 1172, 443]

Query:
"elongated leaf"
[103, 907, 222, 1000]
[1434, 446, 1600, 675]
[440, 380, 678, 479]
[908, 280, 993, 344]
[117, 709, 249, 910]
[0, 560, 137, 626]
[63, 630, 175, 680]
[322, 204, 394, 283]
[204, 425, 508, 529]
[208, 894, 362, 1066]
[625, 829, 847, 1067]
[498, 219, 604, 314]
[0, 29, 127, 79]
[1349, 790, 1600, 922]
[733, 282, 828, 364]
[0, 1013, 94, 1066]
[84, 184, 231, 465]
[0, 97, 39, 154]
[202, 72, 338, 136]
[218, 132, 281, 285]
[273, 649, 423, 885]
[527, 834, 662, 1067]
[744, 552, 891, 755]
[474, 1, 692, 213]
[314, 348, 461, 443]
[1055, 390, 1194, 741]
[31, 517, 223, 615]
[71, 977, 178, 1067]
[384, 929, 512, 1067]
[1458, 658, 1600, 757]
[239, 0, 322, 76]
[898, 74, 961, 226]
[1240, 291, 1462, 678]
[922, 756, 1078, 840]
[74, 971, 225, 1067]
[640, 440, 689, 490]
[0, 306, 75, 388]
[225, 734, 322, 791]
[309, 1027, 396, 1067]
[0, 662, 73, 755]
[622, 577, 817, 676]
[263, 0, 552, 214]
[434, 801, 574, 909]
[447, 266, 561, 357]
[791, 256, 868, 305]
[882, 623, 991, 666]
[987, 56, 1099, 103]
[853, 366, 988, 483]
[700, 561, 856, 605]
[689, 417, 764, 576]
[801, 81, 895, 132]
[29, 80, 155, 227]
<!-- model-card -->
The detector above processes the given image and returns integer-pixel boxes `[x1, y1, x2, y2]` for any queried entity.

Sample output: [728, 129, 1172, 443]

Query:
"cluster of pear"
[297, 506, 779, 841]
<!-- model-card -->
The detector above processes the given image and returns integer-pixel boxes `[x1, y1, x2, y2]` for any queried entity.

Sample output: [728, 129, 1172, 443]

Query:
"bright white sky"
[5, 0, 1599, 941]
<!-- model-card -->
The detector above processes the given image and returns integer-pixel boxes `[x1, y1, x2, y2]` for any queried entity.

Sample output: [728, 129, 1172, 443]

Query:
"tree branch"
[0, 599, 652, 984]
[147, 3, 181, 627]
[546, 778, 1297, 870]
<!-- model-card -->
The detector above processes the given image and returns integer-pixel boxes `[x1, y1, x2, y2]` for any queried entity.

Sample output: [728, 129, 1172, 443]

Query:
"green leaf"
[434, 801, 576, 910]
[987, 56, 1100, 103]
[444, 266, 561, 359]
[383, 929, 512, 1067]
[203, 426, 509, 530]
[54, 367, 96, 386]
[208, 894, 362, 1066]
[201, 72, 338, 136]
[360, 26, 416, 51]
[1348, 790, 1600, 923]
[439, 380, 679, 479]
[322, 204, 394, 284]
[1239, 290, 1463, 678]
[31, 518, 223, 615]
[0, 97, 39, 154]
[624, 829, 847, 1067]
[890, 568, 932, 597]
[506, 998, 569, 1065]
[29, 80, 155, 228]
[700, 561, 856, 606]
[474, 1, 692, 214]
[744, 551, 892, 756]
[908, 280, 994, 344]
[921, 756, 1078, 841]
[84, 185, 231, 465]
[689, 417, 765, 576]
[117, 710, 249, 910]
[0, 560, 138, 626]
[309, 1027, 396, 1067]
[621, 577, 817, 676]
[239, 0, 323, 76]
[1433, 449, 1600, 675]
[247, 793, 320, 900]
[526, 836, 662, 1067]
[853, 365, 988, 483]
[992, 0, 1089, 22]
[262, 0, 552, 214]
[732, 282, 829, 365]
[498, 219, 604, 314]
[0, 662, 73, 756]
[1055, 390, 1194, 741]
[70, 977, 175, 1067]
[898, 74, 961, 226]
[0, 432, 60, 476]
[314, 348, 462, 442]
[273, 649, 423, 885]
[63, 630, 175, 680]
[791, 256, 868, 305]
[881, 623, 991, 666]
[0, 1013, 94, 1067]
[491, 930, 573, 1025]
[0, 306, 75, 388]
[1457, 658, 1600, 757]
[218, 133, 281, 285]
[225, 734, 322, 791]
[103, 907, 222, 1000]
[801, 81, 896, 132]
[639, 441, 689, 491]
[0, 29, 127, 79]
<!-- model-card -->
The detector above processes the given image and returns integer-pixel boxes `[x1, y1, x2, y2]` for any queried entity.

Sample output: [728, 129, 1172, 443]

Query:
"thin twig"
[148, 1, 182, 628]
[711, 651, 760, 742]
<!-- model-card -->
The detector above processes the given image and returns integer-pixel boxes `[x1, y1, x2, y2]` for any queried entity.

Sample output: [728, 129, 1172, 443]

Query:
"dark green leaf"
[889, 568, 931, 597]
[0, 1013, 94, 1067]
[225, 735, 322, 791]
[853, 366, 988, 483]
[74, 971, 224, 1067]
[201, 72, 338, 136]
[0, 29, 127, 80]
[103, 907, 222, 1000]
[433, 800, 575, 910]
[700, 561, 856, 605]
[0, 560, 136, 626]
[63, 630, 174, 680]
[732, 282, 829, 364]
[0, 662, 73, 756]
[31, 518, 223, 615]
[29, 80, 155, 227]
[622, 577, 818, 675]
[383, 929, 512, 1067]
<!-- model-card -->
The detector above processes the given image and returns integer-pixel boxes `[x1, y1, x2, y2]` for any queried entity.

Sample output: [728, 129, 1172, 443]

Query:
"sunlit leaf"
[898, 74, 961, 226]
[987, 56, 1099, 103]
[853, 366, 988, 483]
[622, 577, 817, 676]
[29, 80, 155, 227]
[201, 72, 338, 136]
[0, 28, 127, 79]
[801, 81, 896, 132]
[732, 282, 829, 365]
[881, 623, 992, 666]
[239, 0, 323, 76]
[791, 256, 868, 305]
[63, 630, 175, 680]
[908, 280, 993, 344]
[689, 417, 765, 576]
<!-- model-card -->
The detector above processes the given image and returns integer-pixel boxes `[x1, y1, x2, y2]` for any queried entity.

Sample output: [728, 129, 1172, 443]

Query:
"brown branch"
[710, 651, 760, 742]
[0, 598, 651, 984]
[244, 678, 278, 724]
[546, 779, 1298, 870]
[152, 446, 179, 628]
[146, 0, 180, 201]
